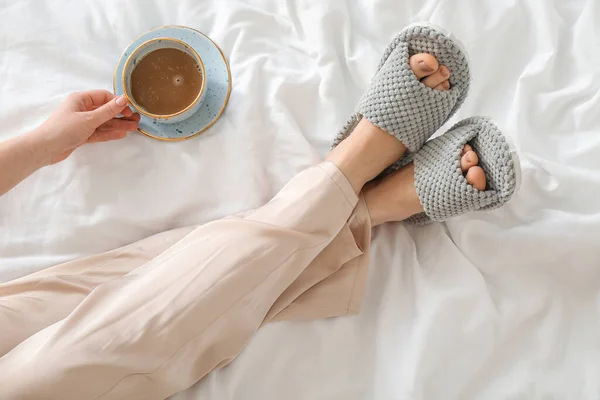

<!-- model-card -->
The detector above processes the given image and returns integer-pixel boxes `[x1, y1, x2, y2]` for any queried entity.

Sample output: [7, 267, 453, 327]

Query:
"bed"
[1, 0, 599, 398]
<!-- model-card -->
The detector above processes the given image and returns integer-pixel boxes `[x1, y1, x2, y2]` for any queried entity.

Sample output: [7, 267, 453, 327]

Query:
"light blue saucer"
[113, 26, 231, 141]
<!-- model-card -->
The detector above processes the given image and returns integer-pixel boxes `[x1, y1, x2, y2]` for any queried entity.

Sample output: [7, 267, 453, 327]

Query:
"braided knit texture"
[332, 24, 470, 152]
[406, 117, 518, 224]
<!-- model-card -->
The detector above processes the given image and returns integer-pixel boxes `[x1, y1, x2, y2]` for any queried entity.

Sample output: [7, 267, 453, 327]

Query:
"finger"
[120, 107, 133, 117]
[116, 113, 140, 123]
[91, 105, 135, 118]
[89, 95, 130, 125]
[98, 118, 139, 132]
[76, 90, 116, 110]
[123, 112, 141, 122]
[87, 130, 128, 143]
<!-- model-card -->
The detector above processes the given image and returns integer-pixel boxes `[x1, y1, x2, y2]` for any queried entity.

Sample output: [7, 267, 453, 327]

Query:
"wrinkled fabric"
[0, 162, 370, 399]
[1, 0, 599, 399]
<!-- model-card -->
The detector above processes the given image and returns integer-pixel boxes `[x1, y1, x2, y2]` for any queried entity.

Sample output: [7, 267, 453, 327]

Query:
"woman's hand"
[0, 90, 141, 195]
[37, 90, 140, 164]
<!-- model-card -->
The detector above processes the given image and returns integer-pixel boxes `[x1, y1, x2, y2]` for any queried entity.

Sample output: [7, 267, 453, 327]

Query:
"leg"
[0, 120, 398, 357]
[266, 195, 371, 322]
[364, 144, 487, 226]
[0, 198, 366, 358]
[268, 52, 460, 321]
[0, 118, 407, 399]
[0, 226, 195, 357]
[0, 198, 366, 360]
[269, 146, 489, 321]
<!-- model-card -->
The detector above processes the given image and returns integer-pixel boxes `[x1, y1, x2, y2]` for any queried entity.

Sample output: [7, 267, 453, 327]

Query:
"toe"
[461, 144, 473, 155]
[422, 65, 450, 89]
[460, 150, 479, 172]
[433, 81, 450, 91]
[409, 53, 439, 80]
[465, 166, 487, 191]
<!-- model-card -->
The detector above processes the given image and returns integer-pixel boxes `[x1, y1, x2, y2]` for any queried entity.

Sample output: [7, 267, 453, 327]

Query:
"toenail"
[465, 154, 472, 163]
[443, 81, 450, 89]
[418, 61, 434, 72]
[441, 67, 449, 77]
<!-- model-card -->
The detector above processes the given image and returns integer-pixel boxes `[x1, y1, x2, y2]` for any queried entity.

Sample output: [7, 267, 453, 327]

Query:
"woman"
[0, 25, 518, 399]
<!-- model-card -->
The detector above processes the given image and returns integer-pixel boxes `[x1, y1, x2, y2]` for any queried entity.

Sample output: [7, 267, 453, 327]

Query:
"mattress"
[1, 0, 599, 398]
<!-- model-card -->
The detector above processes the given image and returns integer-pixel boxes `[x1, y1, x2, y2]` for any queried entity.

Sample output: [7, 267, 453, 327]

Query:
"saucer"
[113, 26, 231, 141]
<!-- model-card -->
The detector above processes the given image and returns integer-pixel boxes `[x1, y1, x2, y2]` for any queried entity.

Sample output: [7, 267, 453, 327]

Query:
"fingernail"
[116, 95, 127, 106]
[418, 61, 434, 72]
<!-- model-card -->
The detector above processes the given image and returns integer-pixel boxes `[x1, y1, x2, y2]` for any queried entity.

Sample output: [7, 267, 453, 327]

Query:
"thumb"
[89, 95, 129, 125]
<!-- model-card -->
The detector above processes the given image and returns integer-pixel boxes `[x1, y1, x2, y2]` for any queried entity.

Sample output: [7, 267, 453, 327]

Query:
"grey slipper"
[406, 116, 522, 224]
[332, 23, 470, 153]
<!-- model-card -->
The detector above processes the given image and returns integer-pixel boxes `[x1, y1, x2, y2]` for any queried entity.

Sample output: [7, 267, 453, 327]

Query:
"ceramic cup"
[122, 37, 207, 124]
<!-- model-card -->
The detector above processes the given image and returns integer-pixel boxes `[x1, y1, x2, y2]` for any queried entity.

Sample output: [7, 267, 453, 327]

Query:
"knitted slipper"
[406, 116, 522, 224]
[332, 23, 470, 153]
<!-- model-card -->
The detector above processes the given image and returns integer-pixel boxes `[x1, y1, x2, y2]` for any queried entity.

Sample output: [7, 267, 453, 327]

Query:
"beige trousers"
[0, 162, 371, 400]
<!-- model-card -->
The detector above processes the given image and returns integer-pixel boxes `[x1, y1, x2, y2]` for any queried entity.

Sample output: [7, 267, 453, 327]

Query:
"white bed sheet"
[1, 0, 600, 398]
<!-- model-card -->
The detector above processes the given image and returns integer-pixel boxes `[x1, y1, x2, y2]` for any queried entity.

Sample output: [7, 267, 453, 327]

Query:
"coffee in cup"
[123, 38, 207, 124]
[130, 48, 202, 115]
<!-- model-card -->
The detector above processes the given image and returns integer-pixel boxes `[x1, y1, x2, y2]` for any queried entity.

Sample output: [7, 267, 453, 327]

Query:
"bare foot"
[326, 53, 452, 193]
[365, 144, 487, 226]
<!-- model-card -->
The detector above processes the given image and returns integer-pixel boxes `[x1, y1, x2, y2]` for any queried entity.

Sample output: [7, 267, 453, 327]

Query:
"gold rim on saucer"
[113, 25, 232, 142]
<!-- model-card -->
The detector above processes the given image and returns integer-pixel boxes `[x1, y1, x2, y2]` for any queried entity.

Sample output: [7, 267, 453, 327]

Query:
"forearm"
[0, 91, 134, 196]
[0, 128, 53, 196]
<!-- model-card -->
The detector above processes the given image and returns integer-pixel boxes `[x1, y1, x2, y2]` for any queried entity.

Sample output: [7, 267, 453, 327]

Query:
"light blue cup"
[122, 37, 207, 124]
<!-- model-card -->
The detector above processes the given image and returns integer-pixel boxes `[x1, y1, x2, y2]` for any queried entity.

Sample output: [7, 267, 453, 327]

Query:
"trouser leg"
[0, 162, 363, 400]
